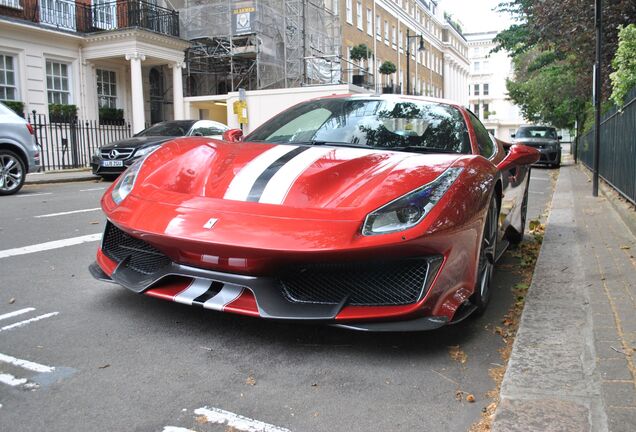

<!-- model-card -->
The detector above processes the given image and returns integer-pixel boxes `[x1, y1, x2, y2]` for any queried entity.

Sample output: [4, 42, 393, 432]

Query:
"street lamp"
[406, 29, 425, 95]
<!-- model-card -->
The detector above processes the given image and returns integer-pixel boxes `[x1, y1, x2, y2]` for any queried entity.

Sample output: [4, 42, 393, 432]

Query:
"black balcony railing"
[9, 0, 179, 38]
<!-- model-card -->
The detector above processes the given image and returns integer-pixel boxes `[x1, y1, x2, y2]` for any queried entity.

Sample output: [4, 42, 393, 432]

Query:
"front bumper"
[91, 155, 137, 175]
[533, 148, 561, 165]
[90, 222, 449, 331]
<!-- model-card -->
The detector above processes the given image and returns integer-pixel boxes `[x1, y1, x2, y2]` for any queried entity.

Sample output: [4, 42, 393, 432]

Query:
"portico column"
[443, 55, 450, 99]
[126, 52, 146, 134]
[170, 61, 185, 120]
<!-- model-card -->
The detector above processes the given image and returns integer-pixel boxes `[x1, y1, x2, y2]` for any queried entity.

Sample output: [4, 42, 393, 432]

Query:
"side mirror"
[193, 132, 204, 136]
[497, 144, 540, 172]
[223, 128, 243, 143]
[557, 135, 562, 140]
[510, 133, 516, 138]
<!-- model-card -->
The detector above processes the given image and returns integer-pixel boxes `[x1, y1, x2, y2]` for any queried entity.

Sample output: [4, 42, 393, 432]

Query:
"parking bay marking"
[0, 308, 36, 321]
[34, 207, 101, 218]
[0, 233, 101, 259]
[0, 312, 59, 333]
[14, 192, 53, 198]
[164, 406, 291, 432]
[0, 352, 55, 373]
[79, 187, 105, 192]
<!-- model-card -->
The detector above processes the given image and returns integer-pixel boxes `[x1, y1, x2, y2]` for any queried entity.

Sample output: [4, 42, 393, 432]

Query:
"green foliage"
[379, 61, 397, 75]
[3, 100, 24, 117]
[99, 107, 124, 124]
[610, 24, 636, 107]
[349, 44, 371, 62]
[506, 50, 587, 129]
[48, 103, 77, 122]
[443, 11, 463, 35]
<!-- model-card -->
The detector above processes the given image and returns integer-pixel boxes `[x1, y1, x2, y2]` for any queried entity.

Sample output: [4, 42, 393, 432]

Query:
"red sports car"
[90, 95, 539, 331]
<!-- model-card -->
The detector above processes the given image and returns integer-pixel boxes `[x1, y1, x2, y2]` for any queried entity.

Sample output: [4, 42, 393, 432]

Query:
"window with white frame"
[384, 21, 389, 43]
[392, 26, 397, 47]
[473, 61, 481, 72]
[376, 14, 381, 37]
[346, 0, 352, 24]
[332, 0, 338, 15]
[0, 54, 18, 101]
[473, 84, 480, 96]
[0, 0, 21, 9]
[356, 2, 363, 30]
[46, 60, 71, 104]
[398, 30, 402, 49]
[366, 8, 372, 36]
[483, 83, 489, 96]
[96, 69, 117, 108]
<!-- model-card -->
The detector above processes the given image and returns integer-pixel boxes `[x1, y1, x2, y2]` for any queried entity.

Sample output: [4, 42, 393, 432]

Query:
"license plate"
[102, 160, 123, 167]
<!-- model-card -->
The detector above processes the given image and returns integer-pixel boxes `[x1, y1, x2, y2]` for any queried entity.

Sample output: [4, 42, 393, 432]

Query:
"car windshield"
[136, 121, 195, 137]
[246, 98, 471, 154]
[516, 127, 558, 139]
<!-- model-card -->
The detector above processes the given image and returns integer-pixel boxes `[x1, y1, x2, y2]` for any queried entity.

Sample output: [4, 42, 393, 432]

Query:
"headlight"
[362, 167, 463, 236]
[134, 144, 160, 158]
[111, 157, 145, 205]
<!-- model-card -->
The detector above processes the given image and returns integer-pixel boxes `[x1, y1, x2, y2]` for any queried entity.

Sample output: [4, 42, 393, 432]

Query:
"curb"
[25, 174, 100, 185]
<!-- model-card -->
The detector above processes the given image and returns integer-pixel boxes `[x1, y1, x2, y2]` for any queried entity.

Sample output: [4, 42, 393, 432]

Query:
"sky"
[439, 0, 516, 34]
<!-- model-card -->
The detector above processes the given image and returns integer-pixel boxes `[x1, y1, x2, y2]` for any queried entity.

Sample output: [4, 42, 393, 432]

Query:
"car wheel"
[0, 149, 26, 196]
[507, 173, 530, 246]
[471, 192, 499, 315]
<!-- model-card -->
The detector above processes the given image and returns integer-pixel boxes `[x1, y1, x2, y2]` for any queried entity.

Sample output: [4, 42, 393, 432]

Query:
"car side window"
[191, 126, 225, 136]
[468, 112, 495, 159]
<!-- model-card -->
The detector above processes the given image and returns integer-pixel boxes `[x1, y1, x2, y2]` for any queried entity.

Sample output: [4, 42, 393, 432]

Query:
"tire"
[507, 173, 530, 246]
[0, 149, 26, 196]
[471, 192, 499, 315]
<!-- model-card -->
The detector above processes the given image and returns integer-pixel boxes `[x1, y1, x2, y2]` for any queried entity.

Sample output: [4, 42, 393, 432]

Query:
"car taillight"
[26, 123, 34, 135]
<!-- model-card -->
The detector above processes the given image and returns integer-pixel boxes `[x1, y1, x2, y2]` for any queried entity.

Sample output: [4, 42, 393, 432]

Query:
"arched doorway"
[149, 67, 164, 124]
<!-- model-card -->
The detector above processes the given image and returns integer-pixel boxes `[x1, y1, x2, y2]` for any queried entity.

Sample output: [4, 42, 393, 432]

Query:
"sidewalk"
[25, 168, 99, 185]
[493, 160, 636, 431]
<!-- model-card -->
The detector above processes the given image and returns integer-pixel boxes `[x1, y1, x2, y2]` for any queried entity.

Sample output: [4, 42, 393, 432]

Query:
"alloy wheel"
[0, 152, 25, 194]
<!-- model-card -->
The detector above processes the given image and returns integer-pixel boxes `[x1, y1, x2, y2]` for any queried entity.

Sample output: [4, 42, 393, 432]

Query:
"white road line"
[531, 177, 550, 182]
[0, 233, 101, 259]
[162, 428, 195, 432]
[0, 308, 36, 321]
[0, 373, 28, 387]
[34, 208, 101, 218]
[80, 187, 105, 192]
[193, 407, 291, 432]
[530, 191, 546, 195]
[0, 312, 59, 333]
[0, 352, 55, 373]
[15, 192, 53, 198]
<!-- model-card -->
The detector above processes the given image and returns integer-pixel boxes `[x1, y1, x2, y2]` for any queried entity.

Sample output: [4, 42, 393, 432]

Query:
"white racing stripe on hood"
[224, 145, 299, 201]
[258, 147, 333, 204]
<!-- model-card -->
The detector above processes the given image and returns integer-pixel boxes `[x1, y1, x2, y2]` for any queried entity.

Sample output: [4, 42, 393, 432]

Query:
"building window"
[392, 26, 397, 47]
[483, 103, 490, 119]
[376, 14, 381, 37]
[366, 9, 372, 36]
[0, 54, 18, 101]
[483, 83, 489, 96]
[46, 60, 71, 104]
[0, 0, 21, 9]
[332, 0, 338, 15]
[482, 61, 489, 73]
[356, 1, 362, 30]
[473, 103, 479, 115]
[473, 61, 480, 72]
[399, 30, 403, 50]
[346, 0, 352, 24]
[96, 69, 117, 108]
[473, 84, 480, 96]
[384, 21, 389, 43]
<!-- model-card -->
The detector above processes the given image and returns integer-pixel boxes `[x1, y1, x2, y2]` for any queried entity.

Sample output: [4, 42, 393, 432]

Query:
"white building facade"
[441, 22, 469, 107]
[465, 30, 526, 141]
[0, 1, 189, 133]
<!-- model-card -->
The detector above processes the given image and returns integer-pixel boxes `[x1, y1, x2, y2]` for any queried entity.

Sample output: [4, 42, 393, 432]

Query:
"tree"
[350, 44, 371, 62]
[610, 24, 636, 107]
[379, 61, 397, 76]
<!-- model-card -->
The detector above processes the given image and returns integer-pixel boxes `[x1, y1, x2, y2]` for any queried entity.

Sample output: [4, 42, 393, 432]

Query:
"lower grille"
[280, 260, 431, 306]
[102, 222, 171, 275]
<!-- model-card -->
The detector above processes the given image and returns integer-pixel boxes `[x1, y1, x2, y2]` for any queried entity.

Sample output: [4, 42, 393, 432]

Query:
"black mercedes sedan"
[91, 120, 229, 179]
[511, 125, 562, 168]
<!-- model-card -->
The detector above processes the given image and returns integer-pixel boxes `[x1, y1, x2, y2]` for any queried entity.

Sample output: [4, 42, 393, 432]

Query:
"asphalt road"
[0, 168, 555, 432]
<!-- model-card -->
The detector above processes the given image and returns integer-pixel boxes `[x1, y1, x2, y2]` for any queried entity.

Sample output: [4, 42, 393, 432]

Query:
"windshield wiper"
[390, 146, 459, 154]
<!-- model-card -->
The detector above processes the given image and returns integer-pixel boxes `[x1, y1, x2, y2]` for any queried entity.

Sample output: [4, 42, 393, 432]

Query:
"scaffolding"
[178, 0, 341, 96]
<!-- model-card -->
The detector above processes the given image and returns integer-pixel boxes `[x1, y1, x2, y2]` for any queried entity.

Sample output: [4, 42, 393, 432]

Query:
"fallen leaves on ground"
[195, 415, 208, 424]
[448, 345, 468, 365]
[245, 373, 256, 386]
[469, 223, 545, 432]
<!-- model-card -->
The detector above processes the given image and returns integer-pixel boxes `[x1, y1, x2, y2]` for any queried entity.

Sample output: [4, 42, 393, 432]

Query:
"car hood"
[100, 136, 177, 150]
[132, 138, 462, 214]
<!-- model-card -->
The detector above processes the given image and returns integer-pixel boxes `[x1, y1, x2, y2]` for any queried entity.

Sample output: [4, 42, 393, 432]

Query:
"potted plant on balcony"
[379, 61, 397, 94]
[349, 44, 371, 86]
[48, 103, 78, 123]
[3, 100, 24, 117]
[99, 107, 125, 125]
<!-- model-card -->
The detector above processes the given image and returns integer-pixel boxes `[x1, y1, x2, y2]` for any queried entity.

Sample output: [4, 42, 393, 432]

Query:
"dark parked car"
[511, 125, 562, 168]
[91, 120, 229, 179]
[0, 101, 41, 195]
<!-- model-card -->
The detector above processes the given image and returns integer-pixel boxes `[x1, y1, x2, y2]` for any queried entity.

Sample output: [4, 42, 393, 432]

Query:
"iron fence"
[577, 87, 636, 206]
[26, 111, 133, 171]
